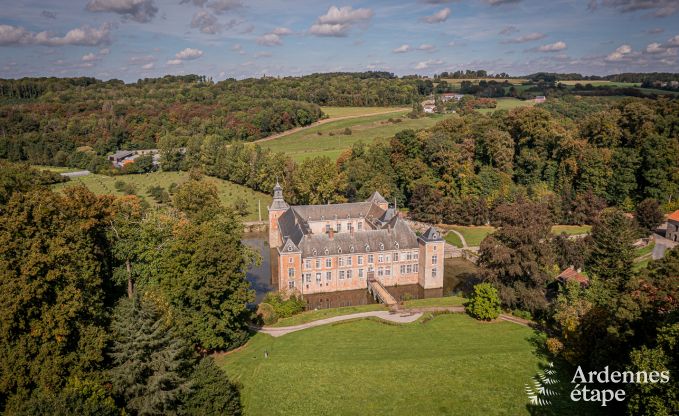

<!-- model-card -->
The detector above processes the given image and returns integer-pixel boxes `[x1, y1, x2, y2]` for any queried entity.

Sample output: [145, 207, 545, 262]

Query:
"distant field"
[477, 97, 535, 114]
[32, 165, 80, 173]
[558, 80, 640, 87]
[442, 78, 528, 85]
[52, 171, 271, 222]
[320, 106, 408, 118]
[551, 225, 592, 235]
[259, 111, 450, 162]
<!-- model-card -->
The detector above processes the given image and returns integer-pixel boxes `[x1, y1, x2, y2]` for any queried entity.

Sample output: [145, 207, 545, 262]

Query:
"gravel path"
[256, 307, 532, 337]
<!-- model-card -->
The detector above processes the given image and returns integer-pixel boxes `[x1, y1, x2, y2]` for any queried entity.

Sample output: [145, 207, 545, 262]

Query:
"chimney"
[329, 229, 334, 240]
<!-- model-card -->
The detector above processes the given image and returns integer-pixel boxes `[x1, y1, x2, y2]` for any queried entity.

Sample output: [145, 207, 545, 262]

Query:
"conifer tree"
[586, 208, 636, 287]
[181, 358, 242, 416]
[109, 294, 192, 416]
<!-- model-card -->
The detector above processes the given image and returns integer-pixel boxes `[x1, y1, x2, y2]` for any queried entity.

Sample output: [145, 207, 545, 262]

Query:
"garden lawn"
[259, 112, 450, 162]
[441, 226, 496, 247]
[218, 314, 544, 416]
[51, 171, 271, 222]
[402, 295, 466, 308]
[444, 231, 463, 247]
[270, 304, 387, 327]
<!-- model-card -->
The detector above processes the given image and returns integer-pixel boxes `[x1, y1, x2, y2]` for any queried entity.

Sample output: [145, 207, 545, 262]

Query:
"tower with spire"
[268, 181, 289, 246]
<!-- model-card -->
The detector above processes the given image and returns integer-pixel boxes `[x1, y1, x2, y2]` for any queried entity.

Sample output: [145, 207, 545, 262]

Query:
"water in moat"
[243, 233, 448, 309]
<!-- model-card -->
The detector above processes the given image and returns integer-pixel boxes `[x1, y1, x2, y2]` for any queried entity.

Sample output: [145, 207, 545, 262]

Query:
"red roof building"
[667, 210, 679, 242]
[556, 267, 589, 286]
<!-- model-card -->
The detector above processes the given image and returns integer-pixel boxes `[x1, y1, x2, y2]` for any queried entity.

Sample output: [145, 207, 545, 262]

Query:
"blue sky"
[1, 0, 678, 82]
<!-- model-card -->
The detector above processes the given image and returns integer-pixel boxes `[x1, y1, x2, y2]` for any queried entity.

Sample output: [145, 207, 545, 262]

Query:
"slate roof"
[291, 202, 374, 222]
[295, 219, 419, 257]
[419, 226, 443, 242]
[366, 191, 388, 204]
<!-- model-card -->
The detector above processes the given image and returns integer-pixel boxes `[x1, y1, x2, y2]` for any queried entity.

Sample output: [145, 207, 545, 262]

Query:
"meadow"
[218, 313, 594, 416]
[51, 171, 271, 222]
[442, 225, 592, 248]
[477, 97, 535, 114]
[321, 106, 409, 118]
[259, 110, 450, 162]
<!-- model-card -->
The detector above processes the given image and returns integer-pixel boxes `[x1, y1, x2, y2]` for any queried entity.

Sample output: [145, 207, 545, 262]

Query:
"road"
[60, 170, 91, 177]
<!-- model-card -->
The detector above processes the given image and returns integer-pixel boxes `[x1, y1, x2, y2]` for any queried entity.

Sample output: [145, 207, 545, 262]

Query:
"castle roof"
[419, 226, 443, 242]
[366, 191, 388, 204]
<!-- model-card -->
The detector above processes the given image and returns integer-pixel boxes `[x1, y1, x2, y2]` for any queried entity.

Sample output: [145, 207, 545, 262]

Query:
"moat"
[243, 234, 474, 309]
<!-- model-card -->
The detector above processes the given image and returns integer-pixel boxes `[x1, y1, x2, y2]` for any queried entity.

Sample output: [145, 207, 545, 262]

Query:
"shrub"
[263, 292, 306, 319]
[343, 127, 352, 135]
[257, 303, 278, 325]
[466, 283, 501, 321]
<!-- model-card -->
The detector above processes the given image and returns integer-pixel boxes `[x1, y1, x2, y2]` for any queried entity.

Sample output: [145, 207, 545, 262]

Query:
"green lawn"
[270, 304, 386, 327]
[441, 226, 496, 247]
[52, 171, 271, 222]
[550, 225, 592, 235]
[218, 314, 544, 416]
[558, 80, 640, 87]
[401, 295, 466, 308]
[634, 241, 656, 259]
[444, 231, 463, 247]
[477, 98, 535, 114]
[320, 106, 408, 118]
[259, 112, 450, 162]
[32, 165, 80, 173]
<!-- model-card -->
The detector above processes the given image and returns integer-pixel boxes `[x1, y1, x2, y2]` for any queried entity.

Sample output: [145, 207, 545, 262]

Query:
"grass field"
[551, 225, 592, 235]
[477, 97, 535, 114]
[442, 78, 528, 86]
[218, 314, 544, 416]
[557, 80, 640, 87]
[444, 231, 463, 247]
[52, 171, 271, 222]
[259, 111, 450, 162]
[321, 106, 408, 118]
[401, 295, 466, 308]
[270, 304, 386, 327]
[33, 165, 80, 173]
[441, 226, 496, 247]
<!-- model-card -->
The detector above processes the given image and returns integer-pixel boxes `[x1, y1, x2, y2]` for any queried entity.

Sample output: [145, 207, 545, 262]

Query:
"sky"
[1, 0, 678, 82]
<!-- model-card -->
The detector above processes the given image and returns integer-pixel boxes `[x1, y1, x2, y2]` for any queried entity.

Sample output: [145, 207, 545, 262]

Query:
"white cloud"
[206, 0, 243, 14]
[536, 41, 567, 52]
[86, 0, 158, 23]
[191, 10, 222, 34]
[99, 48, 110, 55]
[257, 27, 293, 46]
[501, 32, 546, 44]
[393, 44, 411, 53]
[668, 34, 679, 46]
[423, 8, 451, 23]
[415, 59, 443, 70]
[499, 25, 518, 35]
[175, 47, 203, 60]
[142, 62, 154, 69]
[0, 24, 111, 47]
[231, 43, 245, 54]
[166, 59, 183, 65]
[589, 0, 679, 17]
[81, 52, 98, 62]
[309, 6, 373, 37]
[646, 42, 664, 53]
[257, 33, 281, 46]
[605, 44, 632, 61]
[417, 44, 436, 52]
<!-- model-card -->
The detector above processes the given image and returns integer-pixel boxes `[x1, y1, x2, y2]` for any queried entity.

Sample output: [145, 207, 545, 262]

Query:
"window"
[304, 259, 311, 269]
[324, 248, 329, 255]
[339, 270, 345, 279]
[358, 269, 364, 278]
[414, 252, 419, 261]
[379, 243, 384, 250]
[288, 257, 293, 264]
[326, 271, 332, 281]
[348, 223, 353, 232]
[358, 222, 363, 230]
[377, 267, 384, 277]
[400, 265, 405, 274]
[305, 274, 311, 283]
[378, 255, 383, 263]
[347, 270, 352, 279]
[346, 256, 352, 266]
[350, 245, 355, 253]
[406, 252, 412, 261]
[386, 255, 390, 262]
[358, 255, 364, 265]
[414, 264, 419, 273]
[287, 245, 292, 252]
[339, 257, 344, 267]
[325, 258, 332, 268]
[368, 254, 374, 264]
[288, 280, 295, 289]
[406, 264, 412, 274]
[316, 273, 321, 283]
[325, 224, 330, 233]
[385, 266, 391, 276]
[393, 252, 399, 262]
[336, 223, 341, 232]
[432, 268, 437, 279]
[288, 268, 295, 278]
[315, 258, 321, 268]
[432, 255, 438, 265]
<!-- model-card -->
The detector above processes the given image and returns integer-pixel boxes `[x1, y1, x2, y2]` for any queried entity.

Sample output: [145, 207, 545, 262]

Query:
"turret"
[417, 226, 445, 289]
[268, 181, 289, 247]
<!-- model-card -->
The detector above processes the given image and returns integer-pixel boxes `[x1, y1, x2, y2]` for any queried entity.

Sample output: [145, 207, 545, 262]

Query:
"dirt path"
[250, 108, 409, 145]
[255, 306, 532, 337]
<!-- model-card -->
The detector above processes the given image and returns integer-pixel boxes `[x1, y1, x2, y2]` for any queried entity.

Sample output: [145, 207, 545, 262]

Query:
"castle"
[268, 182, 444, 295]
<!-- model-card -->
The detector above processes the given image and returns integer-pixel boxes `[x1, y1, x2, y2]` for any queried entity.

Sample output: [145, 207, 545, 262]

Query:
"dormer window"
[324, 248, 329, 255]
[312, 249, 317, 256]
[394, 242, 399, 249]
[350, 245, 355, 253]
[379, 243, 384, 251]
[338, 247, 342, 254]
[365, 244, 370, 251]
[287, 245, 293, 252]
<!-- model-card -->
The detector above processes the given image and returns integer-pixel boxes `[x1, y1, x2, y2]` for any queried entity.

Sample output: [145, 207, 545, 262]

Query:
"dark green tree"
[586, 208, 636, 287]
[181, 358, 242, 416]
[635, 198, 664, 234]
